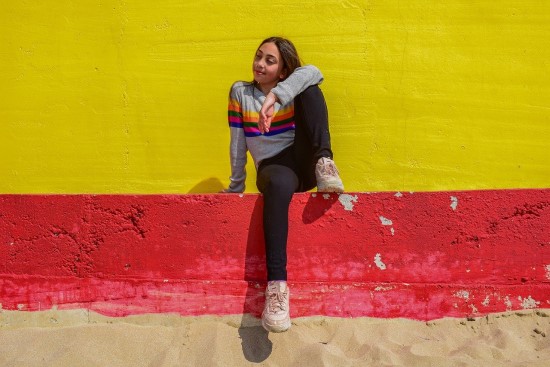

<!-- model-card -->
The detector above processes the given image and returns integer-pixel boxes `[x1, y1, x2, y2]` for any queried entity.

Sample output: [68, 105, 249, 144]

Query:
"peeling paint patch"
[469, 304, 478, 313]
[322, 194, 331, 200]
[374, 253, 386, 270]
[504, 296, 512, 310]
[338, 194, 358, 211]
[379, 216, 393, 226]
[374, 285, 395, 291]
[545, 265, 550, 280]
[518, 295, 540, 309]
[450, 196, 458, 211]
[482, 296, 490, 307]
[394, 192, 403, 197]
[380, 216, 395, 235]
[454, 290, 470, 301]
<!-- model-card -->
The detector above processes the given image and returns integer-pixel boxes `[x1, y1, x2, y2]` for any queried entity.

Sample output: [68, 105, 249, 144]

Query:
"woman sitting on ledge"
[223, 36, 344, 333]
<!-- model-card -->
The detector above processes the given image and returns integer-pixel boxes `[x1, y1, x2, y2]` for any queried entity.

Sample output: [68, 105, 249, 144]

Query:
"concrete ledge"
[1, 190, 549, 320]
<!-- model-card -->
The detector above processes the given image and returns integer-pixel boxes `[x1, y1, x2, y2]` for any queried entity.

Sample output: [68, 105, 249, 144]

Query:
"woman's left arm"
[271, 65, 324, 106]
[259, 65, 324, 133]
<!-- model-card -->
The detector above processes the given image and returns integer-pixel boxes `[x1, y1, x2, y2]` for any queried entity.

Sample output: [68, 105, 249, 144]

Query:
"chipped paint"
[338, 194, 358, 211]
[454, 290, 470, 301]
[519, 296, 540, 309]
[374, 285, 395, 291]
[450, 196, 458, 211]
[545, 265, 550, 280]
[323, 194, 331, 200]
[504, 296, 513, 310]
[374, 253, 387, 270]
[482, 296, 490, 307]
[379, 216, 395, 235]
[394, 192, 403, 197]
[379, 216, 393, 226]
[469, 304, 479, 313]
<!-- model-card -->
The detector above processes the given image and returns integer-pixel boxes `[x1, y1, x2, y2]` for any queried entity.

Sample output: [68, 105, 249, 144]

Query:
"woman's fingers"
[259, 92, 277, 134]
[259, 105, 274, 133]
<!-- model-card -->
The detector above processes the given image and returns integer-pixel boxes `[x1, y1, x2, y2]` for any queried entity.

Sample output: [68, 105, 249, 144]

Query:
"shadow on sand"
[238, 196, 273, 362]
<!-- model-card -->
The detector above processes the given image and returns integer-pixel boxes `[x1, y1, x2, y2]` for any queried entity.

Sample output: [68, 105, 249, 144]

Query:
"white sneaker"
[261, 281, 291, 333]
[316, 157, 344, 193]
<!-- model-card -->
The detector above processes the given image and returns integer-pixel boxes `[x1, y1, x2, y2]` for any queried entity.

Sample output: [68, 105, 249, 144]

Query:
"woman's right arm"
[226, 83, 247, 193]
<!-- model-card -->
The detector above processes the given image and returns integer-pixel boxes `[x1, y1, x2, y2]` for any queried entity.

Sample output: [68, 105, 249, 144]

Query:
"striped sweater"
[227, 65, 323, 192]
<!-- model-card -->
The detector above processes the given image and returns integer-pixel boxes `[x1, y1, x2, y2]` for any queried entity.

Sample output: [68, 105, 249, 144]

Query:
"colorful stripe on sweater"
[228, 99, 295, 137]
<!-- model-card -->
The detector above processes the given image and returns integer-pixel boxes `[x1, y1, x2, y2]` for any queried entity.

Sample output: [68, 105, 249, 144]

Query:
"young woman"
[224, 37, 344, 332]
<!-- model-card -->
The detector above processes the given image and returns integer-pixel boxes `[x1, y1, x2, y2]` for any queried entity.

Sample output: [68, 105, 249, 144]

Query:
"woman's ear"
[279, 68, 287, 80]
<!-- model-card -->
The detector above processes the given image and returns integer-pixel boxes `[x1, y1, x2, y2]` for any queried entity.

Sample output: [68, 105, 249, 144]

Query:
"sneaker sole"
[317, 183, 344, 193]
[262, 318, 291, 333]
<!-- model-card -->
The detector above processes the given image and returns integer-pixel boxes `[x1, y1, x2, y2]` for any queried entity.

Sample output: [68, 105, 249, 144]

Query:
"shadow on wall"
[187, 177, 225, 193]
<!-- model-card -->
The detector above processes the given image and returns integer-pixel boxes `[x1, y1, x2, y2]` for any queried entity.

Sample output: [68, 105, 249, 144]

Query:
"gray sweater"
[227, 65, 324, 192]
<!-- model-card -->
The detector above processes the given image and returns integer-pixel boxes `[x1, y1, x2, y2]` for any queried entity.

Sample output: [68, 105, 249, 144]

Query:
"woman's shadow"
[238, 196, 273, 362]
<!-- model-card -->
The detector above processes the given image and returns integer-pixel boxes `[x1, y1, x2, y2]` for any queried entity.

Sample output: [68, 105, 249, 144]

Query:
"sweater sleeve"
[227, 83, 247, 193]
[271, 64, 324, 106]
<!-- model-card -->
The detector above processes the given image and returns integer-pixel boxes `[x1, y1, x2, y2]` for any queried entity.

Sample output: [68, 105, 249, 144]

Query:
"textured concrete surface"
[1, 190, 549, 320]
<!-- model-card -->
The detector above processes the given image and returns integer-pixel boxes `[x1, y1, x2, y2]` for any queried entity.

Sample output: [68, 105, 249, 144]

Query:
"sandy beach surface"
[1, 309, 549, 366]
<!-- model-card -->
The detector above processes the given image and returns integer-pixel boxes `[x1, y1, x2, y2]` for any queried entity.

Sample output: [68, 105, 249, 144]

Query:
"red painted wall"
[1, 190, 549, 320]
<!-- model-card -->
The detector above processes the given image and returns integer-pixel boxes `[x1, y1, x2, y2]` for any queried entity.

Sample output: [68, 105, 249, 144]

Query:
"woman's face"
[253, 42, 286, 89]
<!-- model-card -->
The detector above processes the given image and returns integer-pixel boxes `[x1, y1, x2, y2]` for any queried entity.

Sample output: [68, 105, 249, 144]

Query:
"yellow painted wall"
[1, 1, 549, 194]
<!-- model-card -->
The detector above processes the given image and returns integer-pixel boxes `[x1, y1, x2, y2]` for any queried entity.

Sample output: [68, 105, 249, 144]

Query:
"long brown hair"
[256, 36, 302, 81]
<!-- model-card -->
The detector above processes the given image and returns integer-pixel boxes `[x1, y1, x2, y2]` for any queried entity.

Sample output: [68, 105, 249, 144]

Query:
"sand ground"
[1, 309, 549, 366]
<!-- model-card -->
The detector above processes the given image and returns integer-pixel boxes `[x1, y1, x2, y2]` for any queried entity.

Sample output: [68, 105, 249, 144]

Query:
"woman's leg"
[294, 84, 333, 162]
[294, 85, 344, 192]
[256, 162, 299, 281]
[256, 148, 298, 333]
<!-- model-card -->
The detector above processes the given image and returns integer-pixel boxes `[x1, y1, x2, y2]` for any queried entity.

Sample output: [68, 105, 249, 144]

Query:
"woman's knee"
[257, 166, 298, 196]
[297, 84, 325, 105]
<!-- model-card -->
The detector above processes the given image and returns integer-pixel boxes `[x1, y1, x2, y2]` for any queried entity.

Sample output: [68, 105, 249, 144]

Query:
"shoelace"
[267, 288, 288, 313]
[319, 158, 339, 176]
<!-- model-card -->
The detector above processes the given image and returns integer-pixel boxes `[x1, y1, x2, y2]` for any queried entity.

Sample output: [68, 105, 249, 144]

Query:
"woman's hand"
[259, 92, 279, 134]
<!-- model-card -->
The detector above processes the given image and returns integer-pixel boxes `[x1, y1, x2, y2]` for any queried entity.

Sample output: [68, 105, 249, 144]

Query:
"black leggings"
[256, 85, 333, 281]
